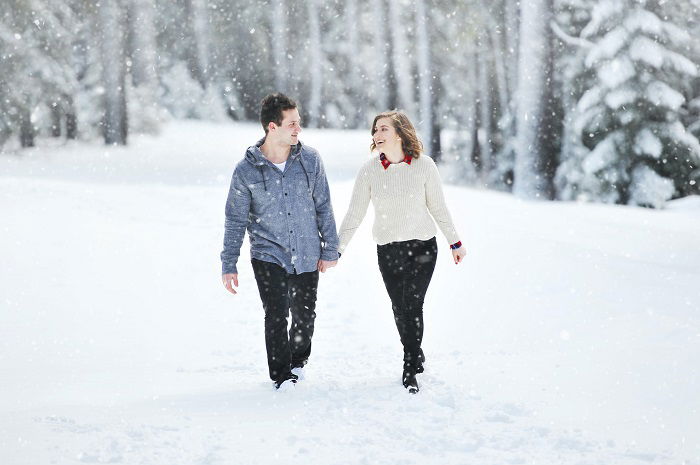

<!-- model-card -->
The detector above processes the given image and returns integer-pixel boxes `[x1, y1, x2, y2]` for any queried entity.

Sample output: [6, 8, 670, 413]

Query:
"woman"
[338, 110, 466, 394]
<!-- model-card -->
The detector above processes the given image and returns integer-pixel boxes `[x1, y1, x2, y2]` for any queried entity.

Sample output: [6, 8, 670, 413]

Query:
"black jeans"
[377, 237, 438, 371]
[251, 259, 319, 383]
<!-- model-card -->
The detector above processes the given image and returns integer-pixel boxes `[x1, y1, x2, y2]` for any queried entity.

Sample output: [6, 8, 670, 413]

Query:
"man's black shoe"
[273, 373, 299, 390]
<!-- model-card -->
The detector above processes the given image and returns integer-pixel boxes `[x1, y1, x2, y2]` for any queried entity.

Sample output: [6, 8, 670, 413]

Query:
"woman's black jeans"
[377, 237, 438, 372]
[251, 259, 319, 384]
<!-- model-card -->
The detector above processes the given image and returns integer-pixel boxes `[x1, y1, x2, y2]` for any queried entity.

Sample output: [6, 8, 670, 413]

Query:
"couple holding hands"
[221, 93, 465, 394]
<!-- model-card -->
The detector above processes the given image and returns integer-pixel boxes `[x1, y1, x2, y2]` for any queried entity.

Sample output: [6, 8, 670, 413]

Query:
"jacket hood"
[245, 137, 303, 166]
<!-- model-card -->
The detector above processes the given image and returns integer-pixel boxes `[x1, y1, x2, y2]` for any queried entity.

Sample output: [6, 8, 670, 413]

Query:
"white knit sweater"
[338, 154, 460, 253]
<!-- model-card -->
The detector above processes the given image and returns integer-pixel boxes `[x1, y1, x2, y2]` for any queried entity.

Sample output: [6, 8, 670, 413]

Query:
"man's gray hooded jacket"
[221, 138, 339, 275]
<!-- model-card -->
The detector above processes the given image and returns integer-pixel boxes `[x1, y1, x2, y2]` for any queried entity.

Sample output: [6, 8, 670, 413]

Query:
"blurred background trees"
[1, 0, 698, 207]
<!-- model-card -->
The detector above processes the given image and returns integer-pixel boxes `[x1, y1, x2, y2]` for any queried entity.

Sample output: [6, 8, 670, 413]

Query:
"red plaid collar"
[379, 153, 413, 170]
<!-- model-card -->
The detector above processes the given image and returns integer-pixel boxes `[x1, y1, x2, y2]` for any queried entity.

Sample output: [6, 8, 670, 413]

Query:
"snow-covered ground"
[1, 121, 699, 465]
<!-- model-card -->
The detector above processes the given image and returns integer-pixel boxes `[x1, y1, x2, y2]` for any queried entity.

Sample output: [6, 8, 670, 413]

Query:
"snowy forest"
[1, 0, 699, 208]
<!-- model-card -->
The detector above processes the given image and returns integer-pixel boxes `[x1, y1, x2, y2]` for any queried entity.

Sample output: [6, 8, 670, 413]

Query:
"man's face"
[272, 108, 302, 145]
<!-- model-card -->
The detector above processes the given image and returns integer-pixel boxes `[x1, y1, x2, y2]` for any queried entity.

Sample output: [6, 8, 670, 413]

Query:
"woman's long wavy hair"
[370, 110, 423, 159]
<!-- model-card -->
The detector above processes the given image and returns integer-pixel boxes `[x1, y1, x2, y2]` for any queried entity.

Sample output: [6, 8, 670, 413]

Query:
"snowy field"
[1, 121, 699, 465]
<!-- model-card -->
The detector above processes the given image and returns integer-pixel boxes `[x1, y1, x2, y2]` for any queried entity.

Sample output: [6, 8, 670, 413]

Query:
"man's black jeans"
[251, 258, 319, 383]
[377, 237, 438, 371]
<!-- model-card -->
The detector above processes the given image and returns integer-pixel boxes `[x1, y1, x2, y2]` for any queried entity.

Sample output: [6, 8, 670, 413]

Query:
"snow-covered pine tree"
[127, 0, 162, 134]
[660, 0, 700, 165]
[553, 0, 595, 198]
[555, 0, 700, 207]
[0, 2, 34, 148]
[0, 0, 78, 148]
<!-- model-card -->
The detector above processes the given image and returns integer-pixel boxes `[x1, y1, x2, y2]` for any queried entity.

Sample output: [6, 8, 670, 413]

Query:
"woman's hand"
[451, 246, 466, 264]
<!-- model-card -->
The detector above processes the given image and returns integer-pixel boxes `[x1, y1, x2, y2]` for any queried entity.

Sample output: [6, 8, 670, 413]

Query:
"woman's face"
[373, 117, 402, 153]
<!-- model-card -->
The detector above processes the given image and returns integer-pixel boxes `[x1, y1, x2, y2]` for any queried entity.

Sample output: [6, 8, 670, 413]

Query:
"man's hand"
[452, 247, 466, 265]
[222, 273, 239, 294]
[317, 259, 338, 273]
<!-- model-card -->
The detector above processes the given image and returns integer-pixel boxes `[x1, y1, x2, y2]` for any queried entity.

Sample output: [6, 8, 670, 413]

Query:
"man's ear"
[267, 121, 276, 133]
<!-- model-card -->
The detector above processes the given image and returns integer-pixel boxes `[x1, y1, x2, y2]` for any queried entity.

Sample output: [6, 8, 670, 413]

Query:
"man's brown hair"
[260, 93, 298, 134]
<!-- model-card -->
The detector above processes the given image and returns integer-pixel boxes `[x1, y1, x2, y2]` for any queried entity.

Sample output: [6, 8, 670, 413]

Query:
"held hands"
[452, 246, 466, 264]
[317, 259, 338, 273]
[222, 273, 238, 294]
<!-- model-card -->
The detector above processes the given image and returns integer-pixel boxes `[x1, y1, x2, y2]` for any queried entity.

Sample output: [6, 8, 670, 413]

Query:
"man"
[221, 93, 339, 390]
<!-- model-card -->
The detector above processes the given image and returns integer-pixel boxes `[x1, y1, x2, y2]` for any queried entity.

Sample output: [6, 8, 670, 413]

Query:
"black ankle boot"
[402, 369, 419, 394]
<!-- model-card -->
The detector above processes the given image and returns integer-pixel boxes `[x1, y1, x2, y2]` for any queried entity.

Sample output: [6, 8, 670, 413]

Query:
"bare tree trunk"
[271, 0, 288, 92]
[503, 0, 520, 169]
[306, 0, 322, 128]
[184, 0, 211, 87]
[373, 0, 391, 111]
[345, 0, 363, 126]
[100, 0, 128, 145]
[19, 105, 35, 148]
[50, 102, 62, 137]
[387, 0, 415, 116]
[415, 0, 432, 153]
[489, 27, 510, 116]
[65, 94, 78, 140]
[430, 79, 442, 162]
[128, 0, 158, 89]
[505, 0, 520, 98]
[467, 52, 480, 172]
[477, 47, 494, 180]
[513, 0, 553, 199]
